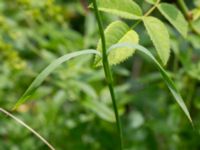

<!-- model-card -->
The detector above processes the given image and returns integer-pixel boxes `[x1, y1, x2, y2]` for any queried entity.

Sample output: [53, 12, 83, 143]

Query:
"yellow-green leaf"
[143, 16, 170, 65]
[145, 0, 157, 4]
[158, 3, 188, 37]
[192, 8, 200, 21]
[90, 0, 142, 20]
[95, 21, 139, 66]
[107, 43, 192, 124]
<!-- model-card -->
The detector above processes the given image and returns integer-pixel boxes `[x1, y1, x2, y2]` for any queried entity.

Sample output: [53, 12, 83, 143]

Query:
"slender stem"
[177, 0, 189, 16]
[0, 108, 55, 150]
[176, 0, 200, 35]
[144, 0, 160, 17]
[131, 0, 160, 29]
[131, 20, 141, 29]
[91, 0, 123, 149]
[177, 0, 192, 20]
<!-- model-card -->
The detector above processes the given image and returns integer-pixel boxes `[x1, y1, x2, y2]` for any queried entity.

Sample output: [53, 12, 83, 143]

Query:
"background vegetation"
[0, 0, 200, 149]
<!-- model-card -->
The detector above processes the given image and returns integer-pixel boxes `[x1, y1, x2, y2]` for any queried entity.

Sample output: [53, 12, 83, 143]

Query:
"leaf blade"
[82, 99, 115, 122]
[143, 16, 170, 65]
[108, 43, 192, 124]
[13, 50, 101, 110]
[158, 3, 188, 37]
[90, 0, 142, 20]
[95, 21, 139, 66]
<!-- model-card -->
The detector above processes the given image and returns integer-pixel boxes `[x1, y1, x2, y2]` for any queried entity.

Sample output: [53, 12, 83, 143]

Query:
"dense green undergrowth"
[0, 0, 200, 150]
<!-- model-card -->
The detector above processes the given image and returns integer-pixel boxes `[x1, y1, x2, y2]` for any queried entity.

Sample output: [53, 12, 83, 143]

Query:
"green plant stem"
[177, 0, 189, 16]
[131, 0, 160, 29]
[176, 0, 200, 35]
[145, 0, 160, 16]
[0, 108, 55, 150]
[91, 0, 123, 149]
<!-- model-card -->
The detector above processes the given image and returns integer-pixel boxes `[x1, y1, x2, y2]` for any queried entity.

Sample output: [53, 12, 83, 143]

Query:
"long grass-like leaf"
[0, 108, 55, 150]
[13, 50, 101, 110]
[107, 43, 192, 124]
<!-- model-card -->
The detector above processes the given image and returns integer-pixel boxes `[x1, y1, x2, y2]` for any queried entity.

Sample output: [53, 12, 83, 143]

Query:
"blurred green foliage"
[0, 0, 200, 150]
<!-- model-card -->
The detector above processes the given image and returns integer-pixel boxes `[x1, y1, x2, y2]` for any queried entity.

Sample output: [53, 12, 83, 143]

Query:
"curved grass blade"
[13, 50, 101, 110]
[0, 108, 55, 150]
[107, 43, 192, 124]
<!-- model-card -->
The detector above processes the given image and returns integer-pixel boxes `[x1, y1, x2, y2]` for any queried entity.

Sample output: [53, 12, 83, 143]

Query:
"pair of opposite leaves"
[91, 0, 192, 123]
[93, 0, 188, 66]
[13, 0, 192, 124]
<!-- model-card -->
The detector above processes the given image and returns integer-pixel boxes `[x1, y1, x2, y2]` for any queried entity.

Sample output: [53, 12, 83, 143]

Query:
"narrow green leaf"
[95, 21, 139, 66]
[13, 50, 101, 110]
[0, 108, 55, 150]
[108, 43, 192, 124]
[143, 16, 170, 65]
[90, 0, 142, 20]
[158, 3, 188, 37]
[82, 99, 115, 122]
[71, 80, 98, 99]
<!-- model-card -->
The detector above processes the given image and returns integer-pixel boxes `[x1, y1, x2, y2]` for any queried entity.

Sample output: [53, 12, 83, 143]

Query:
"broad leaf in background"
[82, 99, 115, 122]
[90, 0, 142, 20]
[108, 43, 192, 124]
[192, 18, 200, 33]
[192, 8, 200, 21]
[68, 80, 116, 122]
[187, 61, 200, 81]
[95, 21, 139, 65]
[13, 50, 101, 110]
[194, 0, 200, 7]
[158, 3, 188, 37]
[143, 16, 170, 65]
